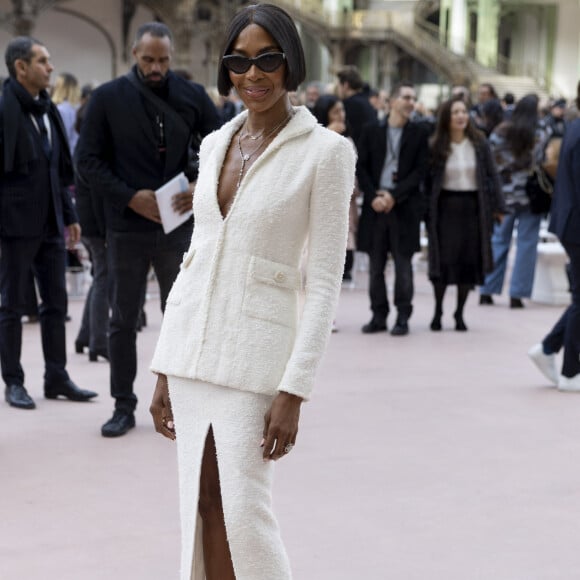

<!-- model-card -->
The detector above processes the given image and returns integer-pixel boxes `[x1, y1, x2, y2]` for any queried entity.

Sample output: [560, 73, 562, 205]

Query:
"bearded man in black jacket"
[0, 37, 97, 410]
[76, 22, 221, 437]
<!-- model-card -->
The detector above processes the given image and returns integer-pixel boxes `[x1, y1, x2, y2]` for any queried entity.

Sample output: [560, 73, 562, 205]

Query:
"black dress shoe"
[510, 297, 525, 309]
[101, 410, 136, 438]
[89, 348, 109, 362]
[5, 384, 36, 409]
[361, 318, 387, 334]
[391, 321, 409, 336]
[75, 340, 87, 354]
[44, 379, 98, 401]
[479, 294, 494, 305]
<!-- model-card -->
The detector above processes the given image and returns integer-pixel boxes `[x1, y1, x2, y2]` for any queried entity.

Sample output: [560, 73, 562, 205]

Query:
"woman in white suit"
[149, 4, 356, 579]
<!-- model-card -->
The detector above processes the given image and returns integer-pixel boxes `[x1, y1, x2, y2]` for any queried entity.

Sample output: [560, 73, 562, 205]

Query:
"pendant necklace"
[236, 111, 293, 190]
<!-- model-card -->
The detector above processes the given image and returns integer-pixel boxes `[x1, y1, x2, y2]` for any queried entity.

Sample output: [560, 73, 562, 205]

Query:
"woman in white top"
[427, 96, 504, 331]
[148, 4, 355, 579]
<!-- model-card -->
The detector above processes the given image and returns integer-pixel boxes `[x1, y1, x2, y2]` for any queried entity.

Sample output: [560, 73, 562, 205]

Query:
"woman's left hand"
[262, 392, 303, 461]
[150, 373, 176, 441]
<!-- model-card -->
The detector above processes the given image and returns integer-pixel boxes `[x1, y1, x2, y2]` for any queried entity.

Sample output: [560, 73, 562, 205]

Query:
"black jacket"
[356, 117, 429, 255]
[550, 118, 580, 244]
[426, 138, 504, 280]
[75, 70, 221, 233]
[343, 92, 377, 150]
[0, 79, 76, 237]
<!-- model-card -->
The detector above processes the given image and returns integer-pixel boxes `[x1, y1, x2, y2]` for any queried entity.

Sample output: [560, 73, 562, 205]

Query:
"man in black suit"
[357, 82, 429, 336]
[0, 37, 97, 409]
[528, 119, 580, 391]
[76, 22, 220, 437]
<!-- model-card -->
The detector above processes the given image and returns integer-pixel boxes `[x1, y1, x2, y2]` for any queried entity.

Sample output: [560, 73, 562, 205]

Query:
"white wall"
[0, 1, 155, 87]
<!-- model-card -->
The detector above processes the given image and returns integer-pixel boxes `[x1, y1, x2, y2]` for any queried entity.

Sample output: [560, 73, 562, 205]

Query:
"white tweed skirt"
[168, 376, 292, 580]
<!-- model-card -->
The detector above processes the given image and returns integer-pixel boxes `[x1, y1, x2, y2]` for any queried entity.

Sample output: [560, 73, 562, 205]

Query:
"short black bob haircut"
[217, 3, 306, 97]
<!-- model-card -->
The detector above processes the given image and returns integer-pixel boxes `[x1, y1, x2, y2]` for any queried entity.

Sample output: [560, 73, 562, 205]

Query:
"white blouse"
[442, 138, 477, 191]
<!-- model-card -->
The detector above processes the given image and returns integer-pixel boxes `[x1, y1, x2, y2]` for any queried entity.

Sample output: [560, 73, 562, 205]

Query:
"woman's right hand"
[150, 373, 176, 441]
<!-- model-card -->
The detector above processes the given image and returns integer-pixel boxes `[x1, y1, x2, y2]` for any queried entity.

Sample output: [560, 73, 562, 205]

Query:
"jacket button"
[275, 271, 286, 283]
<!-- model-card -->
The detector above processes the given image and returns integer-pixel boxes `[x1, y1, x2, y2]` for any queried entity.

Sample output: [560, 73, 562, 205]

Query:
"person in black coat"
[75, 22, 221, 437]
[0, 37, 97, 409]
[73, 95, 110, 362]
[357, 82, 429, 336]
[427, 96, 504, 331]
[528, 118, 580, 391]
[337, 66, 377, 150]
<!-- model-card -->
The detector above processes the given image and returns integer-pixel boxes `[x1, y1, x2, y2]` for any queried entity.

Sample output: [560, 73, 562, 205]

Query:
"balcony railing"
[276, 0, 546, 88]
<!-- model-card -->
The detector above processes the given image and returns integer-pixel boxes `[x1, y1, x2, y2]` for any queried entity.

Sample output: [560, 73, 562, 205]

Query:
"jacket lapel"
[203, 107, 317, 221]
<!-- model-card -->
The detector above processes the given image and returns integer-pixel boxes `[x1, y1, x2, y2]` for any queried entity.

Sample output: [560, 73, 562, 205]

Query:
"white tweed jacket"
[150, 106, 356, 400]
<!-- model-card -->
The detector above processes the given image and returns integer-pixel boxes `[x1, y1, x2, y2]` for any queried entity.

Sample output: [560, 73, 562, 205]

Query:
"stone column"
[11, 0, 40, 36]
[171, 0, 196, 71]
[475, 0, 499, 67]
[378, 42, 397, 90]
[449, 0, 467, 55]
[172, 22, 194, 71]
[329, 40, 346, 74]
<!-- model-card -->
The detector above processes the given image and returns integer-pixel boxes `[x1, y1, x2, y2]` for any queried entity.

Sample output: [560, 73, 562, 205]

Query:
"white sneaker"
[527, 343, 558, 385]
[558, 375, 580, 392]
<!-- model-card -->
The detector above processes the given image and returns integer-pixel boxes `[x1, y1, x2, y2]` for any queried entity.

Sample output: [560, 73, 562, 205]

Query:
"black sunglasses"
[222, 52, 286, 74]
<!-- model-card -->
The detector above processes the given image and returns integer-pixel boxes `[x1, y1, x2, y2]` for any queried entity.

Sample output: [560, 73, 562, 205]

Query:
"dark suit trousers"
[0, 234, 69, 386]
[368, 212, 413, 322]
[107, 223, 191, 412]
[542, 243, 580, 378]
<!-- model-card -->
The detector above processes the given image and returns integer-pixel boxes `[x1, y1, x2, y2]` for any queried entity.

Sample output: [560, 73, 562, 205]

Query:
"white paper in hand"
[155, 172, 192, 234]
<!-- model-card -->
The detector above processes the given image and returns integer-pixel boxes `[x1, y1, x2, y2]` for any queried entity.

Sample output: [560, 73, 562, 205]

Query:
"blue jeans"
[480, 206, 542, 299]
[76, 236, 108, 352]
[107, 223, 192, 412]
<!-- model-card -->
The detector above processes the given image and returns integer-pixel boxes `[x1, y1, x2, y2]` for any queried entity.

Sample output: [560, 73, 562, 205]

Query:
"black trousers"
[368, 212, 413, 322]
[107, 223, 191, 412]
[0, 233, 69, 387]
[543, 242, 580, 378]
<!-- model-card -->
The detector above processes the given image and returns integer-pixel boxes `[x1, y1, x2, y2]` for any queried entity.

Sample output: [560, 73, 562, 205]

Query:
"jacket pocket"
[166, 248, 196, 306]
[242, 256, 301, 328]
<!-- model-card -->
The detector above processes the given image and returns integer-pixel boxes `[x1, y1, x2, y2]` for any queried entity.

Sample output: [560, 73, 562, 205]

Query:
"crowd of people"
[3, 25, 580, 422]
[3, 3, 580, 577]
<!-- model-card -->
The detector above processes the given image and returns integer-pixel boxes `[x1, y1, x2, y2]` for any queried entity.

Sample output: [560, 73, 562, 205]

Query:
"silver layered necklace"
[236, 111, 293, 189]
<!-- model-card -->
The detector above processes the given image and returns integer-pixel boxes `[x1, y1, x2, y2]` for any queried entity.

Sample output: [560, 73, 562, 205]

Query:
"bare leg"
[198, 426, 236, 580]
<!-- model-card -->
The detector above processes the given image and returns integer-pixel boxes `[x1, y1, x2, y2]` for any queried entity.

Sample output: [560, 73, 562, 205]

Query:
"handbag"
[525, 164, 553, 214]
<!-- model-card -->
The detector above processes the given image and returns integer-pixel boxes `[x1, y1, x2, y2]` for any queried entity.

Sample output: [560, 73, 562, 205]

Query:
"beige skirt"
[168, 376, 292, 580]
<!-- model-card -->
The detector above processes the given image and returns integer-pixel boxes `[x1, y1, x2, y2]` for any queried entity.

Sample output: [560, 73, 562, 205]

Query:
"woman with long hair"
[148, 4, 355, 578]
[479, 94, 550, 307]
[427, 95, 504, 330]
